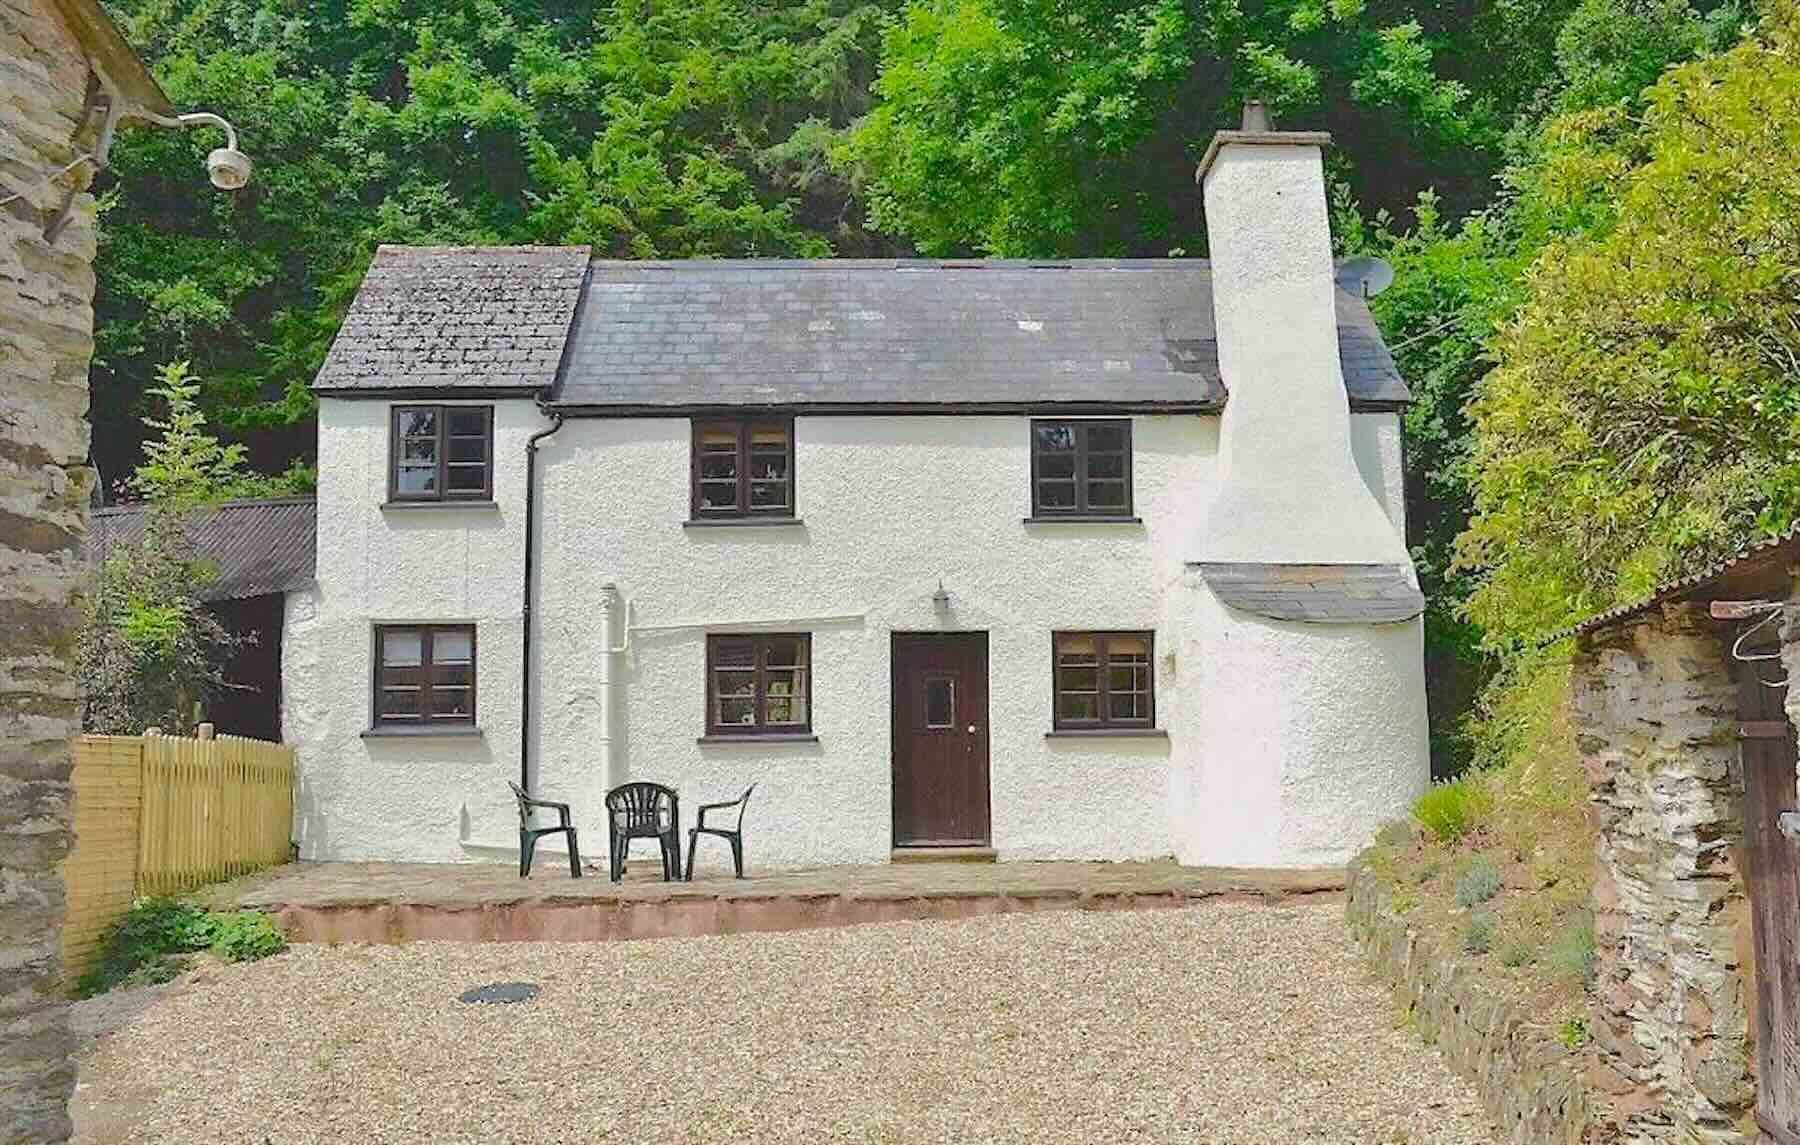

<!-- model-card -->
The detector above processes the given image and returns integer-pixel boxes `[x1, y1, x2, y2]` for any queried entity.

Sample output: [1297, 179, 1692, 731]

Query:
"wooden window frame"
[388, 405, 495, 503]
[1051, 630, 1155, 730]
[1029, 419, 1134, 517]
[705, 633, 812, 736]
[372, 623, 478, 726]
[690, 418, 796, 519]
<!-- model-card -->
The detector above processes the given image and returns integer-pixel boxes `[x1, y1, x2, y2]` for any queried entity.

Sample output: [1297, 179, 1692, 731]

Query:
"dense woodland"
[97, 0, 1800, 769]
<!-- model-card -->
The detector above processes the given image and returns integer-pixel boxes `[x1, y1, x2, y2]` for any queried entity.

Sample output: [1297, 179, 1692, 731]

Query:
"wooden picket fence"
[61, 728, 295, 979]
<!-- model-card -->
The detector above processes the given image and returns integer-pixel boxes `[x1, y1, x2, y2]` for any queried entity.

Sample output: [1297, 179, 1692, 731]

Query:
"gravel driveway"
[74, 901, 1495, 1144]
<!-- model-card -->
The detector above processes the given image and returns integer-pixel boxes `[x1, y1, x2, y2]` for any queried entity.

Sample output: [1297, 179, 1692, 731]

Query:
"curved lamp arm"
[131, 110, 240, 152]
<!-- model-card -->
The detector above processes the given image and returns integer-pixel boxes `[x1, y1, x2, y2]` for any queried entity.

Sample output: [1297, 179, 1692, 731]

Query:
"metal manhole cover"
[459, 981, 541, 1005]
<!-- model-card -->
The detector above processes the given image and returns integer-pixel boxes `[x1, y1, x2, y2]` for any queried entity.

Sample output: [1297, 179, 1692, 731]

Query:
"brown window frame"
[388, 405, 495, 502]
[1051, 630, 1155, 730]
[705, 633, 812, 736]
[1029, 419, 1133, 517]
[690, 418, 796, 519]
[372, 623, 478, 727]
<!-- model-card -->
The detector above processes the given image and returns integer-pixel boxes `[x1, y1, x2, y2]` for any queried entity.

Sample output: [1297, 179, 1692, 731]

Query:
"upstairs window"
[706, 634, 811, 735]
[373, 624, 476, 726]
[691, 419, 794, 518]
[1030, 419, 1132, 517]
[1053, 631, 1154, 729]
[390, 405, 494, 502]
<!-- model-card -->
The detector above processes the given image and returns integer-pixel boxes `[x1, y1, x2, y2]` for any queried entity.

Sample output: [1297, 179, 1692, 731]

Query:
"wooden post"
[196, 723, 215, 741]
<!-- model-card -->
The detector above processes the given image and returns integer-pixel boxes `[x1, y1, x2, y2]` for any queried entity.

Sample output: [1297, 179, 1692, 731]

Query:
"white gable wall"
[287, 399, 1411, 868]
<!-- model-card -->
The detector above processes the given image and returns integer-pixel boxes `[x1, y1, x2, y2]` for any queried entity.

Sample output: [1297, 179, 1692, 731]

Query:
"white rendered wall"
[285, 398, 536, 862]
[289, 400, 1411, 867]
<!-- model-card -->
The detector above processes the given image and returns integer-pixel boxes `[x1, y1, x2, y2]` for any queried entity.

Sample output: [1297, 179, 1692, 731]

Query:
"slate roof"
[90, 498, 317, 601]
[1550, 523, 1800, 643]
[312, 252, 1411, 409]
[554, 260, 1409, 410]
[314, 246, 591, 393]
[1199, 562, 1426, 623]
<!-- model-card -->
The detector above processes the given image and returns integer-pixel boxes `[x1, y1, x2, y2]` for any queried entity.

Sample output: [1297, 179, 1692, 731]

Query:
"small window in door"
[924, 676, 955, 729]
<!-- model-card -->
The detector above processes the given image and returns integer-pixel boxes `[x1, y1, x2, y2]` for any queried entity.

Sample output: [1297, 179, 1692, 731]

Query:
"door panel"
[1736, 650, 1800, 1143]
[891, 633, 990, 846]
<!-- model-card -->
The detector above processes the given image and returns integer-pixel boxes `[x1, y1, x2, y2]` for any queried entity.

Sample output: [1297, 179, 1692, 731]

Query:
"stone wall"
[1346, 862, 1595, 1144]
[1572, 603, 1755, 1144]
[0, 0, 105, 1139]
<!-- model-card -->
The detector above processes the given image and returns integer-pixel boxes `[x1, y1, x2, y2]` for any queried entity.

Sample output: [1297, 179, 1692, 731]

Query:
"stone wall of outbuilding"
[0, 1, 105, 1138]
[1572, 602, 1756, 1144]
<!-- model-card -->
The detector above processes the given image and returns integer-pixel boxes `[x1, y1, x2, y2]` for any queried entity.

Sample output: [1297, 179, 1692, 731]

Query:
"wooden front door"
[1735, 649, 1800, 1142]
[891, 633, 990, 847]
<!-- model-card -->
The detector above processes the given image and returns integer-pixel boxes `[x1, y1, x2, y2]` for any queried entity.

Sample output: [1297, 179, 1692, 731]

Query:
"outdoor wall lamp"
[135, 110, 252, 190]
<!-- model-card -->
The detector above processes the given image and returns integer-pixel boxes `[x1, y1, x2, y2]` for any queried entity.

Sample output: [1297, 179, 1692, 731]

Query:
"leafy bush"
[75, 898, 286, 997]
[1548, 912, 1598, 987]
[1462, 912, 1495, 954]
[207, 911, 287, 963]
[1413, 777, 1490, 843]
[1500, 941, 1533, 967]
[1557, 1015, 1590, 1048]
[1455, 854, 1504, 907]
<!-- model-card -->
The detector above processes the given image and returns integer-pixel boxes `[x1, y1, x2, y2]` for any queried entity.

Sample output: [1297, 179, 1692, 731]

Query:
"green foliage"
[1412, 777, 1490, 842]
[1459, 7, 1800, 644]
[94, 0, 894, 480]
[1548, 911, 1598, 986]
[1462, 910, 1495, 954]
[206, 911, 289, 963]
[1454, 854, 1504, 906]
[130, 361, 308, 508]
[77, 510, 243, 734]
[76, 899, 287, 997]
[75, 897, 212, 998]
[1557, 1014, 1591, 1048]
[1374, 819, 1417, 850]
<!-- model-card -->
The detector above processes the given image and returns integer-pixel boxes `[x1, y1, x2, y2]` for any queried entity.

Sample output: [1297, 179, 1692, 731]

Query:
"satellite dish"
[1335, 256, 1395, 299]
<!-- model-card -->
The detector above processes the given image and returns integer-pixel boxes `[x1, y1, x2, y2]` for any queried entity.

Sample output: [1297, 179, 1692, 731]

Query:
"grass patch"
[75, 897, 287, 998]
[1557, 1015, 1590, 1049]
[1412, 778, 1490, 843]
[1547, 912, 1597, 987]
[1500, 941, 1534, 967]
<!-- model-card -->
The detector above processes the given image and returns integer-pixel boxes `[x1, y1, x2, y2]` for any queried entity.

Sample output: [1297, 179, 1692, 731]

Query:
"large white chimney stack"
[1166, 102, 1429, 868]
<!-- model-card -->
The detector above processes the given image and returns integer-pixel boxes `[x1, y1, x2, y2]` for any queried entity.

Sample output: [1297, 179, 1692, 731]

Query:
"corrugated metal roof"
[90, 498, 316, 601]
[1550, 522, 1800, 642]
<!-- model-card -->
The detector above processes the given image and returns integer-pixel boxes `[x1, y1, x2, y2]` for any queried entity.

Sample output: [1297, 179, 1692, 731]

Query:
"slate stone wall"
[0, 1, 105, 1138]
[1572, 603, 1755, 1144]
[1346, 862, 1594, 1144]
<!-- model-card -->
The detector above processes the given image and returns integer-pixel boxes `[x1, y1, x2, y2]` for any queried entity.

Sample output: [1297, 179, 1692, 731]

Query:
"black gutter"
[520, 405, 565, 794]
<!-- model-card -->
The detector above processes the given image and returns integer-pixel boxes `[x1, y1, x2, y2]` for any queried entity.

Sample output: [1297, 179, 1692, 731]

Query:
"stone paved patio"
[217, 859, 1345, 944]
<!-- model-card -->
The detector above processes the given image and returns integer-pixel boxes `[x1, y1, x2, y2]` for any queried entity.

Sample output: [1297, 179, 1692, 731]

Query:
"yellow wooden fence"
[61, 729, 295, 979]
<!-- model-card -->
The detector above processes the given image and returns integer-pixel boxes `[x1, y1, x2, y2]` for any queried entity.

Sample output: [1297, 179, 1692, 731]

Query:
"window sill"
[362, 725, 485, 739]
[683, 517, 805, 529]
[1022, 515, 1142, 525]
[1044, 728, 1168, 740]
[697, 733, 820, 744]
[382, 500, 498, 511]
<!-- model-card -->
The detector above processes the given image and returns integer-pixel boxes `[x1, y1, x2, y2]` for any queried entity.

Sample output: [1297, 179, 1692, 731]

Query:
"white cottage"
[283, 110, 1430, 871]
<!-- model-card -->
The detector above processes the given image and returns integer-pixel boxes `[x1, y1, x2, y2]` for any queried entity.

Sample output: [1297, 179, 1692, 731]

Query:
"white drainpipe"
[596, 583, 626, 794]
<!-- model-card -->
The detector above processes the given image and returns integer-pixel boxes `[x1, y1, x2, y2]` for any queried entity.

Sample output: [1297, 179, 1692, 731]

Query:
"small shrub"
[208, 911, 286, 963]
[1455, 854, 1504, 907]
[1392, 887, 1419, 915]
[1549, 912, 1597, 987]
[1557, 1015, 1590, 1049]
[1500, 941, 1533, 968]
[76, 897, 211, 998]
[1462, 911, 1495, 954]
[1413, 859, 1443, 885]
[1413, 777, 1490, 843]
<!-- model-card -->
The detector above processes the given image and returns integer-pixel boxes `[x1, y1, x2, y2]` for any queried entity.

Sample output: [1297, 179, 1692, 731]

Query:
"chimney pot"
[1241, 100, 1272, 133]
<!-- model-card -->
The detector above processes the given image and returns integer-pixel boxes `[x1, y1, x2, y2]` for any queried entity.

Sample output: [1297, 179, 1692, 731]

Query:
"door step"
[891, 846, 998, 864]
